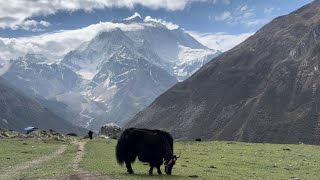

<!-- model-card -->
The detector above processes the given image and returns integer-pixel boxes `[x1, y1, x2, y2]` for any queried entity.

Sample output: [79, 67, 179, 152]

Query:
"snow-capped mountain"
[88, 47, 177, 126]
[2, 13, 221, 130]
[3, 55, 80, 98]
[16, 53, 47, 64]
[60, 44, 177, 129]
[62, 13, 221, 81]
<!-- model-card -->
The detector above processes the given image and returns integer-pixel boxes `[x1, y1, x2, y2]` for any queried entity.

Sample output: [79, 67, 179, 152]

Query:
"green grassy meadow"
[0, 138, 77, 180]
[81, 138, 320, 180]
[18, 143, 77, 179]
[0, 138, 62, 168]
[1, 137, 320, 179]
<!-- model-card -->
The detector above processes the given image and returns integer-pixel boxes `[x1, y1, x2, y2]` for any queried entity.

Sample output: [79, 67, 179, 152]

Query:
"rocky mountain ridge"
[0, 77, 86, 134]
[126, 1, 320, 144]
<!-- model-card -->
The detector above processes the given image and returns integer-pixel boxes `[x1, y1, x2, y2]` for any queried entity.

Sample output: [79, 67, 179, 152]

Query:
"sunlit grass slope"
[81, 138, 320, 180]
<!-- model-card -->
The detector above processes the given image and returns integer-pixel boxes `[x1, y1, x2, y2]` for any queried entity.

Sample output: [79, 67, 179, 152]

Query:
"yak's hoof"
[128, 171, 134, 174]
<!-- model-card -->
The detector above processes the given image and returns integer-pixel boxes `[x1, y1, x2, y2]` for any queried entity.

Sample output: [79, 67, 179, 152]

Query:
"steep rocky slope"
[126, 1, 320, 144]
[0, 77, 86, 134]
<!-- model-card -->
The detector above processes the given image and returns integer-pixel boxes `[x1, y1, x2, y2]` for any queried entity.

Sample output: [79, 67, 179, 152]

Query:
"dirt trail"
[72, 140, 87, 170]
[1, 140, 112, 180]
[46, 140, 112, 180]
[0, 145, 67, 180]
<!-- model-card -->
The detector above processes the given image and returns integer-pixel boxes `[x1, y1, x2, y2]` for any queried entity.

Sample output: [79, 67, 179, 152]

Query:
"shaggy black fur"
[116, 128, 175, 175]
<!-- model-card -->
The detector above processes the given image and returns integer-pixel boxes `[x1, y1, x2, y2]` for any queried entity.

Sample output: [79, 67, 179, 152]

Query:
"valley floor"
[1, 137, 320, 179]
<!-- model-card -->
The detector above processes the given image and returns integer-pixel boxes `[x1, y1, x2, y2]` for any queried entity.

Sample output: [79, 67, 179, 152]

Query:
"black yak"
[116, 128, 178, 175]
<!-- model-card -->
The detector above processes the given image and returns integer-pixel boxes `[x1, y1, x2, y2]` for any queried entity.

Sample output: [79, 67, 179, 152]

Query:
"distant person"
[88, 130, 93, 139]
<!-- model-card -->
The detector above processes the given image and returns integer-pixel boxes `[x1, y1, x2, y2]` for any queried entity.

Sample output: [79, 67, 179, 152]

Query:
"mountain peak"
[117, 12, 143, 24]
[124, 12, 142, 21]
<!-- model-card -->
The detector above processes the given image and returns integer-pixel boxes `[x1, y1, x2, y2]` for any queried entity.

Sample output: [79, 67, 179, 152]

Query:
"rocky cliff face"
[88, 48, 178, 126]
[126, 1, 320, 144]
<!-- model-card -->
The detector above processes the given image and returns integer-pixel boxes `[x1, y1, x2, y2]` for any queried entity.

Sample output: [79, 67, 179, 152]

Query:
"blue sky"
[0, 0, 312, 37]
[0, 0, 313, 62]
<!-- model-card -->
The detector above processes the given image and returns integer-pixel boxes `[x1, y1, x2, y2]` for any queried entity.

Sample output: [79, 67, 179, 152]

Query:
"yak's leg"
[149, 166, 154, 175]
[156, 165, 162, 175]
[125, 161, 134, 174]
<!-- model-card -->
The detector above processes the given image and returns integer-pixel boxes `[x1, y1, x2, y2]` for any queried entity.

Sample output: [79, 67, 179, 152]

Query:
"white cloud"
[144, 16, 179, 30]
[0, 21, 145, 62]
[39, 20, 51, 27]
[0, 0, 210, 29]
[0, 11, 255, 69]
[188, 31, 254, 52]
[0, 13, 182, 62]
[214, 11, 231, 21]
[213, 5, 265, 27]
[19, 20, 51, 32]
[239, 5, 249, 12]
[0, 58, 11, 76]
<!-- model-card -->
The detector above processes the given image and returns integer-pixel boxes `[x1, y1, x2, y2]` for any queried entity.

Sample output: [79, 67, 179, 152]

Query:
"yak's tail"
[115, 129, 129, 165]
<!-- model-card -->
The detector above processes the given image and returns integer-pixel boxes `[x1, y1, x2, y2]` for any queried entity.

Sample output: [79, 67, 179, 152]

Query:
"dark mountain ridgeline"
[126, 1, 320, 144]
[0, 77, 86, 134]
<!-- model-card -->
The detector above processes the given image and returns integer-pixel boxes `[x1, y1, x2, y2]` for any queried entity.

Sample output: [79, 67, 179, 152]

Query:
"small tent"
[24, 126, 38, 134]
